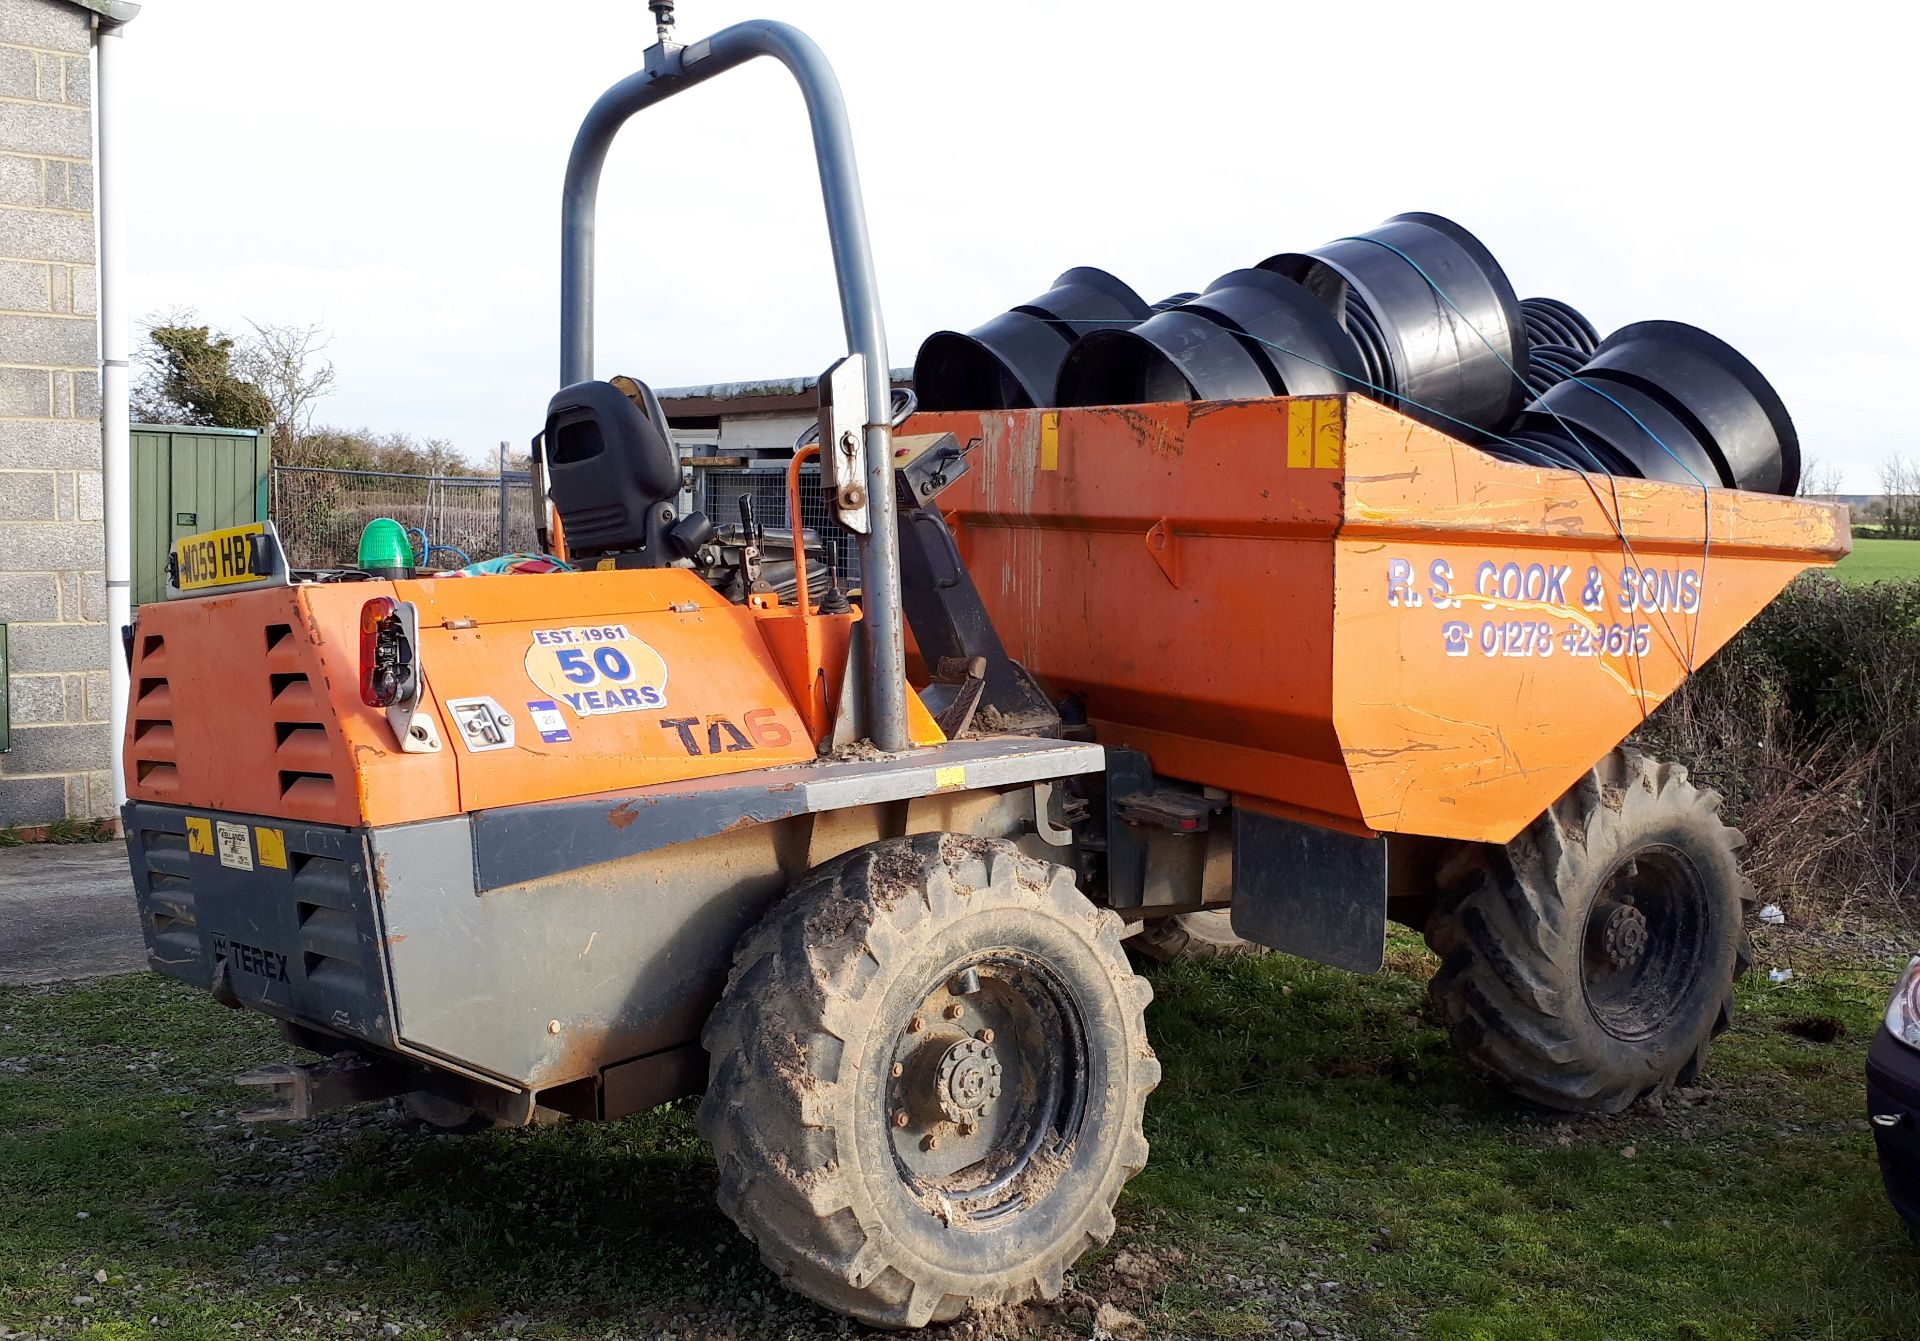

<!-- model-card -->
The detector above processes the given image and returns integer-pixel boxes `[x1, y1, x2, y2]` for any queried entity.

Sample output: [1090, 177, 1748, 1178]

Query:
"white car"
[1870, 956, 1920, 1229]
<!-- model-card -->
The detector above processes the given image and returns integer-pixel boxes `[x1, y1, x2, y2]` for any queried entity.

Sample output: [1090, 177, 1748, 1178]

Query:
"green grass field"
[1834, 537, 1920, 585]
[3, 928, 1915, 1341]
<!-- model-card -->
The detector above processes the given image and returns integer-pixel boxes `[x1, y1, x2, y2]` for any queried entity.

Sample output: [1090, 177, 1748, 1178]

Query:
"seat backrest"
[541, 378, 680, 562]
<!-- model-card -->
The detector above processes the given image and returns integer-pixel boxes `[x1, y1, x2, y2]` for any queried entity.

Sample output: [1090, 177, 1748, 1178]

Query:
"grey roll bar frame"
[559, 20, 910, 753]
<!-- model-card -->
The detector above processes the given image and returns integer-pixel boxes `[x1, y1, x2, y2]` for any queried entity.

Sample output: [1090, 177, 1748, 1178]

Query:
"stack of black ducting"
[911, 213, 1801, 496]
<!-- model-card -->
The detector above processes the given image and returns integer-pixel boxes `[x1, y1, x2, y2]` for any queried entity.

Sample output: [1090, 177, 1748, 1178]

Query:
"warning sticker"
[215, 820, 254, 871]
[527, 699, 572, 744]
[523, 624, 669, 718]
[255, 827, 288, 869]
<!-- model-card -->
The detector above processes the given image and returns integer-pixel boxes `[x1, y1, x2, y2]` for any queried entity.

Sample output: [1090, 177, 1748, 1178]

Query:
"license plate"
[172, 522, 269, 591]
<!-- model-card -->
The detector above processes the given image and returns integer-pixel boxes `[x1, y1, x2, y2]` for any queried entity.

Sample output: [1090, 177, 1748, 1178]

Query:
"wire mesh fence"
[697, 464, 861, 583]
[270, 466, 543, 570]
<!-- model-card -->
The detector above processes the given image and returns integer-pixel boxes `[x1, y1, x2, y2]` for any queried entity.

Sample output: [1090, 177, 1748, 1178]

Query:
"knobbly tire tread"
[697, 833, 1159, 1328]
[1424, 748, 1754, 1114]
[1132, 909, 1271, 963]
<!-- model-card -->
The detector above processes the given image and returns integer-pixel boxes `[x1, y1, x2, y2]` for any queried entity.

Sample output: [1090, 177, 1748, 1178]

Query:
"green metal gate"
[130, 425, 271, 606]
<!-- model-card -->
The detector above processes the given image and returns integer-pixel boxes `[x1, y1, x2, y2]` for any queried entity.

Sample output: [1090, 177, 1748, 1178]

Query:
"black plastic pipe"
[1055, 269, 1363, 407]
[913, 268, 1150, 411]
[1261, 213, 1528, 434]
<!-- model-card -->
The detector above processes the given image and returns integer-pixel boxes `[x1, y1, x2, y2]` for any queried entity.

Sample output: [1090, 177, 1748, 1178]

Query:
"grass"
[2, 927, 1916, 1340]
[1833, 538, 1920, 585]
[0, 819, 118, 847]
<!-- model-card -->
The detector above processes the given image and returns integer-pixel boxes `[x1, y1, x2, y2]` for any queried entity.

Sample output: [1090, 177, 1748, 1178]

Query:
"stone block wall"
[0, 0, 108, 827]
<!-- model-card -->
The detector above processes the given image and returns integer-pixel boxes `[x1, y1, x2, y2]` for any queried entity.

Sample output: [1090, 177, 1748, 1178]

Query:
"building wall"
[0, 0, 106, 827]
[716, 410, 815, 456]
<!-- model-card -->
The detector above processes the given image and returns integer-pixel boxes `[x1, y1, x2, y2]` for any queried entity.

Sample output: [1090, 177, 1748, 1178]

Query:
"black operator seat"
[540, 378, 682, 566]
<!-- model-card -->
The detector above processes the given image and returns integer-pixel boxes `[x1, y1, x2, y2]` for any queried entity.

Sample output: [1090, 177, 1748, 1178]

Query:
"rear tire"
[1132, 910, 1270, 963]
[698, 833, 1159, 1328]
[1425, 749, 1753, 1113]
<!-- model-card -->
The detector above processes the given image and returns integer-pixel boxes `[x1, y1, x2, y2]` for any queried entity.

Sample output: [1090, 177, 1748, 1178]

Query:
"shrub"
[1632, 574, 1920, 925]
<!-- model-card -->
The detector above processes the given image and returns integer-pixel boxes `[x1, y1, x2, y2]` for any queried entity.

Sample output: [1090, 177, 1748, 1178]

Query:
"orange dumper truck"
[120, 14, 1846, 1329]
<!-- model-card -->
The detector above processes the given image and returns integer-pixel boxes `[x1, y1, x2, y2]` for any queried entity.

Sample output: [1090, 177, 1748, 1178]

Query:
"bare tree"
[237, 319, 336, 456]
[1798, 455, 1844, 501]
[1879, 453, 1915, 539]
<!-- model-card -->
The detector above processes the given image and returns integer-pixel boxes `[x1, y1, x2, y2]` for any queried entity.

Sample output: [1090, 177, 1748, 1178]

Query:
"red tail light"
[359, 597, 414, 707]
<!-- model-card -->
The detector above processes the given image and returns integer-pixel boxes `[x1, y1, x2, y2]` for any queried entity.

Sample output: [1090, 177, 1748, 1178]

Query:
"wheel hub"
[1601, 903, 1649, 969]
[934, 1037, 1002, 1124]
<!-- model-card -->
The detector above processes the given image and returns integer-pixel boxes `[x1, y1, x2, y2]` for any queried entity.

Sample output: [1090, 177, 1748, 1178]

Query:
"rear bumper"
[1866, 1024, 1920, 1225]
[123, 802, 397, 1048]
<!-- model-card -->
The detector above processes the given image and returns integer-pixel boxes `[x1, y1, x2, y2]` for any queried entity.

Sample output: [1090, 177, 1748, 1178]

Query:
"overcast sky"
[119, 0, 1918, 489]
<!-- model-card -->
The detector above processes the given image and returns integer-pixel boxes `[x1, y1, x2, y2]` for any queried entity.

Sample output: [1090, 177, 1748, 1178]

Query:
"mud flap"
[1229, 809, 1387, 973]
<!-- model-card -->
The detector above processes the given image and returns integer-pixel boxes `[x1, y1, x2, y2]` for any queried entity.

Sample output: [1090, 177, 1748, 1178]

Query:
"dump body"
[917, 394, 1848, 843]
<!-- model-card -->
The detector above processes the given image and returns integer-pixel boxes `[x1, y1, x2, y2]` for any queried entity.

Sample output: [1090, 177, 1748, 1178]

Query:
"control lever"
[736, 495, 769, 594]
[819, 535, 852, 615]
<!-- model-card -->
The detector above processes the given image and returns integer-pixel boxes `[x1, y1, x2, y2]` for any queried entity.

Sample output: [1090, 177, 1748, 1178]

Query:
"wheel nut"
[890, 1061, 904, 1078]
[892, 1109, 910, 1129]
[906, 1014, 924, 1033]
[922, 1134, 940, 1151]
[958, 1121, 976, 1136]
[975, 1028, 994, 1044]
[944, 1002, 964, 1020]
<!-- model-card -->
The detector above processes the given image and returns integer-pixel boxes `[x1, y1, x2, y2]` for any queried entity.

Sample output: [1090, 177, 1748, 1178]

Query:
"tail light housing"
[359, 597, 415, 708]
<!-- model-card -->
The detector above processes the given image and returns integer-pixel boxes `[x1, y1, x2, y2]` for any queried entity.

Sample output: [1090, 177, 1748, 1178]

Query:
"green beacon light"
[357, 518, 415, 580]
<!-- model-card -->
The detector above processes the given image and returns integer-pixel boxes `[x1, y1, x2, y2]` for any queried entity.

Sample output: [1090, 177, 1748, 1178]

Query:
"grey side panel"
[123, 803, 395, 1044]
[1229, 808, 1388, 973]
[375, 816, 807, 1090]
[469, 735, 1103, 891]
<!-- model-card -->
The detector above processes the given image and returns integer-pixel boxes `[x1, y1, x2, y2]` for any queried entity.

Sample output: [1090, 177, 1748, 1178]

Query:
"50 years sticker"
[523, 624, 669, 717]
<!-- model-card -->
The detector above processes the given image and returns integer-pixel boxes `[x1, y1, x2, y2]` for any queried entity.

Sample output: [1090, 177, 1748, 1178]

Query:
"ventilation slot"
[265, 623, 293, 653]
[270, 672, 316, 708]
[139, 633, 166, 663]
[299, 905, 359, 962]
[295, 855, 363, 995]
[279, 771, 337, 806]
[139, 831, 198, 960]
[135, 759, 179, 791]
[141, 829, 192, 875]
[273, 721, 331, 771]
[130, 677, 177, 795]
[291, 850, 355, 901]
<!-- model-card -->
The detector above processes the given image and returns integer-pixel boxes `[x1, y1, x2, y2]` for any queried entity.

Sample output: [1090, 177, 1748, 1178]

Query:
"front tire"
[698, 833, 1159, 1328]
[1425, 749, 1754, 1113]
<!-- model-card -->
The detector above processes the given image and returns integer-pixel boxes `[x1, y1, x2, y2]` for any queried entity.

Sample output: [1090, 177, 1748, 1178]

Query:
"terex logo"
[211, 933, 290, 984]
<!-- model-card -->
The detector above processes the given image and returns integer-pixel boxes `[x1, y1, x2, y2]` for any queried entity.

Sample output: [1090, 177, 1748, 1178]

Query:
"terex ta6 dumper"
[122, 15, 1848, 1329]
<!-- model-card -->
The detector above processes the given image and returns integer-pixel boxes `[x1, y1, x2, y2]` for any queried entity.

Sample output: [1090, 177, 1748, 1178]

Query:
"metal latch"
[817, 353, 872, 535]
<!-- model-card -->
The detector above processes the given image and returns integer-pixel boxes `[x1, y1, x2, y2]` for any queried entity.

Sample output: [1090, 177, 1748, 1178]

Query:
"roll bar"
[559, 20, 909, 752]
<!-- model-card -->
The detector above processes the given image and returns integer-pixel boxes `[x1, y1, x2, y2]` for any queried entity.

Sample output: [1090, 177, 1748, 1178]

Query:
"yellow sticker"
[184, 816, 213, 856]
[1313, 397, 1343, 469]
[255, 827, 288, 870]
[934, 765, 966, 789]
[1286, 400, 1314, 468]
[595, 557, 617, 571]
[1039, 412, 1060, 471]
